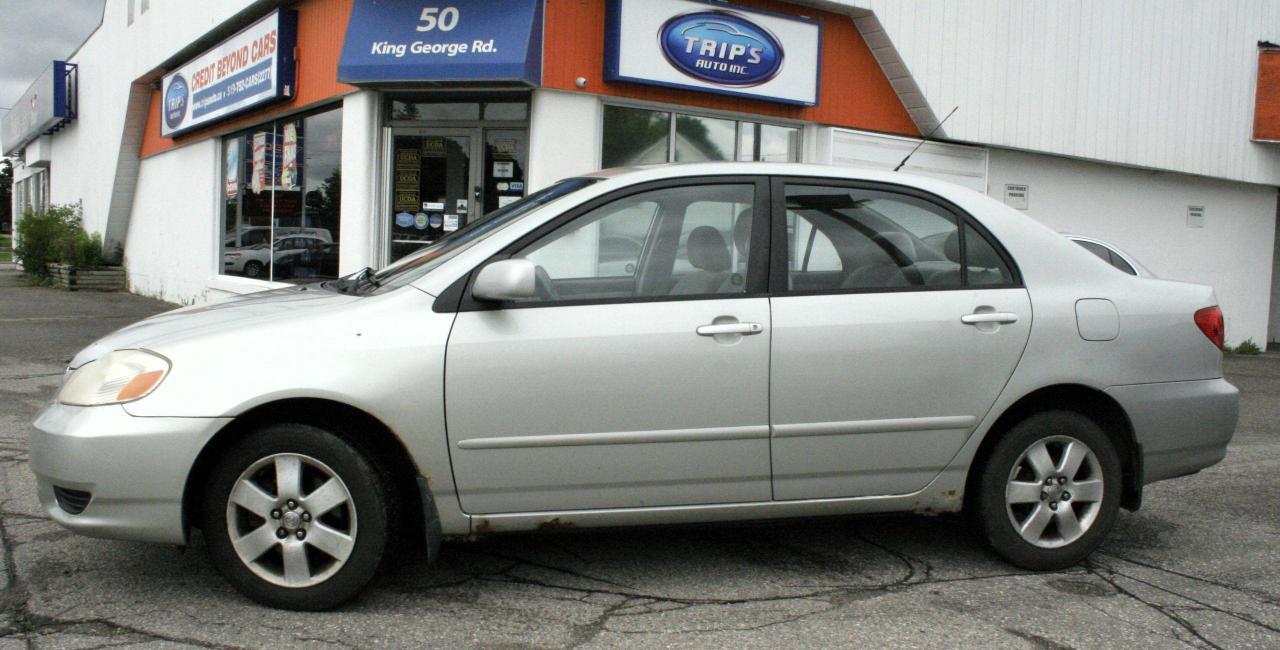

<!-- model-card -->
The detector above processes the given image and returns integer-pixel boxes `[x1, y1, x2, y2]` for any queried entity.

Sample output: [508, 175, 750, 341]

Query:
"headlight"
[58, 350, 172, 406]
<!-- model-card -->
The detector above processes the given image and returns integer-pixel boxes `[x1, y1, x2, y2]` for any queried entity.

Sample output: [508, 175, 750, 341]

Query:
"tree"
[0, 158, 12, 233]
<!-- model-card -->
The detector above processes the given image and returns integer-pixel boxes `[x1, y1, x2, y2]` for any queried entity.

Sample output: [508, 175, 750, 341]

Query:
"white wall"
[847, 0, 1280, 186]
[124, 139, 221, 304]
[824, 127, 988, 192]
[1271, 228, 1280, 345]
[338, 90, 381, 274]
[527, 90, 602, 192]
[987, 148, 1278, 347]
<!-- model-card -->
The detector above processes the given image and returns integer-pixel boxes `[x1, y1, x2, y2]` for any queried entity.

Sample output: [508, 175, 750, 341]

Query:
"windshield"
[366, 177, 600, 292]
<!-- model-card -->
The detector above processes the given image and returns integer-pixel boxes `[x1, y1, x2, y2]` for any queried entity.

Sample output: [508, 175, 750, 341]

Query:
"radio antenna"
[893, 106, 959, 172]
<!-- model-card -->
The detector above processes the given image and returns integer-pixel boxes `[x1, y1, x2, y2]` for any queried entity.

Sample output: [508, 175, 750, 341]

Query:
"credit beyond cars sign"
[605, 0, 821, 106]
[159, 10, 298, 137]
[338, 0, 543, 84]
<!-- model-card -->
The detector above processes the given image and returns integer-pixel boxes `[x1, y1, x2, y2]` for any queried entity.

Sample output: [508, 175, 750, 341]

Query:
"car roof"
[583, 162, 945, 187]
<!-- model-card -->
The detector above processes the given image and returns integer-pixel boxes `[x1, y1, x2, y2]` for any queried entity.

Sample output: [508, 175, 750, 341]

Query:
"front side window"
[221, 106, 342, 283]
[513, 183, 757, 303]
[783, 184, 1013, 292]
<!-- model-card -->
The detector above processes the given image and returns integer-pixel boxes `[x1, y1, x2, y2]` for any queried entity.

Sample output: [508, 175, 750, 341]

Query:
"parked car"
[1062, 233, 1153, 277]
[224, 235, 329, 279]
[31, 163, 1238, 610]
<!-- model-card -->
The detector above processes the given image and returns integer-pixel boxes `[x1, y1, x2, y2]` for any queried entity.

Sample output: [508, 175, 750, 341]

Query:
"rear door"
[444, 178, 774, 514]
[768, 179, 1031, 500]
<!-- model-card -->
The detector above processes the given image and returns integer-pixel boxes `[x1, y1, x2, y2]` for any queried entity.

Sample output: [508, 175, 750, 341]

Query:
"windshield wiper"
[352, 266, 380, 293]
[327, 267, 378, 294]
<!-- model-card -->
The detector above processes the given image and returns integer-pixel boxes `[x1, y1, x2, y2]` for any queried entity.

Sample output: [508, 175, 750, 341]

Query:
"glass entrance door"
[386, 126, 530, 264]
[388, 129, 479, 262]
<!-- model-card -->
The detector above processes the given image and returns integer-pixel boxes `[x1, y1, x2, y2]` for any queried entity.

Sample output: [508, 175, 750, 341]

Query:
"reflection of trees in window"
[305, 169, 341, 235]
[675, 115, 728, 161]
[602, 106, 670, 167]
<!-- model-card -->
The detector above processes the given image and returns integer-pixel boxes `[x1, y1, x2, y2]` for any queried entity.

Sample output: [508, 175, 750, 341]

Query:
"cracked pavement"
[1, 271, 1278, 648]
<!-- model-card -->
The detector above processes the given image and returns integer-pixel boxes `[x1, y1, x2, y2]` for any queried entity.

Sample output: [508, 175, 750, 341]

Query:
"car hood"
[69, 285, 360, 369]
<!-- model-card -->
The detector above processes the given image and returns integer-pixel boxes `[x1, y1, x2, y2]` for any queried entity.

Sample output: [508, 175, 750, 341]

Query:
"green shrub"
[1228, 338, 1263, 355]
[12, 202, 108, 277]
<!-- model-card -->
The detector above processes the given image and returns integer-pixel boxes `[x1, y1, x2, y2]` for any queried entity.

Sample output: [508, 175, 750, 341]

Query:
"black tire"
[971, 410, 1122, 570]
[243, 260, 264, 278]
[201, 423, 390, 610]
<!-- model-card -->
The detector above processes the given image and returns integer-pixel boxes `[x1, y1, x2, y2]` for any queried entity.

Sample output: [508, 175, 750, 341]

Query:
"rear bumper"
[1106, 377, 1239, 483]
[29, 403, 231, 544]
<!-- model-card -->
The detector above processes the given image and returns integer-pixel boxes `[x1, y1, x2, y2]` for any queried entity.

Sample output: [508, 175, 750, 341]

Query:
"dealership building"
[4, 0, 1280, 346]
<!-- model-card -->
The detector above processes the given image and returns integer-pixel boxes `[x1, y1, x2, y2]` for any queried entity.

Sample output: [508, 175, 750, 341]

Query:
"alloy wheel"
[224, 453, 357, 588]
[1004, 436, 1104, 549]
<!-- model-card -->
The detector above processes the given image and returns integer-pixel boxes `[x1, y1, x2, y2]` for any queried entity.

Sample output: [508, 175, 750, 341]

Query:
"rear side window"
[1072, 239, 1137, 275]
[782, 184, 1015, 292]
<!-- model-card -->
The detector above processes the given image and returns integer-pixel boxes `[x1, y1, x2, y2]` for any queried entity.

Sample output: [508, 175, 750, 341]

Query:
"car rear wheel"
[972, 410, 1121, 570]
[243, 260, 264, 278]
[201, 423, 389, 610]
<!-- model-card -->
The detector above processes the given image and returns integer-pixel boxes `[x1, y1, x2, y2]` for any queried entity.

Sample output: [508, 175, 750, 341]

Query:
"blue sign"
[163, 74, 189, 131]
[659, 12, 784, 87]
[605, 0, 821, 106]
[1, 60, 76, 156]
[338, 0, 544, 84]
[159, 10, 297, 137]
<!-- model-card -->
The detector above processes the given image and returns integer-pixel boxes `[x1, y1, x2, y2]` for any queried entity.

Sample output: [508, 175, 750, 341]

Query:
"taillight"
[1194, 306, 1224, 350]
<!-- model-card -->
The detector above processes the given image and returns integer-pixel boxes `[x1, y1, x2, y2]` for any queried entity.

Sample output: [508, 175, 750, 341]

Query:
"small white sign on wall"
[1004, 184, 1029, 210]
[1187, 205, 1206, 228]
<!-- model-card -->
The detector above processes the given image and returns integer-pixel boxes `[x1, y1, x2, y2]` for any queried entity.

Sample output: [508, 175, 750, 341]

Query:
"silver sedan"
[30, 163, 1238, 610]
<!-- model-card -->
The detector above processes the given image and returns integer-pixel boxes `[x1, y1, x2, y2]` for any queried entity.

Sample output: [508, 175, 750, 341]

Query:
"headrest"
[687, 226, 732, 272]
[945, 227, 1005, 269]
[944, 230, 962, 263]
[733, 208, 752, 256]
[878, 231, 916, 262]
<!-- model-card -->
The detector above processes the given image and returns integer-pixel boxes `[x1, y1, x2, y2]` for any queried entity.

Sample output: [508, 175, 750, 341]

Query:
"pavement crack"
[1085, 560, 1226, 650]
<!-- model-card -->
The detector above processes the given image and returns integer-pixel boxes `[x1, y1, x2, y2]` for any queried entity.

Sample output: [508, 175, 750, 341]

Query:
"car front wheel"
[201, 423, 389, 610]
[972, 410, 1122, 570]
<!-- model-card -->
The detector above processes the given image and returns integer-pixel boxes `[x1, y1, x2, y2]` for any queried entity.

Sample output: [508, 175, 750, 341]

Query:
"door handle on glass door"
[696, 322, 764, 336]
[961, 312, 1019, 325]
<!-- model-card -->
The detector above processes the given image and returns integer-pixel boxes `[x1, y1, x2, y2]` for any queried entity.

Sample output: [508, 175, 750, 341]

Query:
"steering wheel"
[533, 265, 560, 301]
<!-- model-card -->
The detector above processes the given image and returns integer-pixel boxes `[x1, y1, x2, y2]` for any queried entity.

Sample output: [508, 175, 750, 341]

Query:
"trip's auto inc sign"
[159, 10, 298, 137]
[605, 0, 822, 106]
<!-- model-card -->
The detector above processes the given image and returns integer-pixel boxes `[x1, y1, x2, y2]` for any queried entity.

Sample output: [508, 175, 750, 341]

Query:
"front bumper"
[30, 402, 231, 544]
[1106, 377, 1239, 484]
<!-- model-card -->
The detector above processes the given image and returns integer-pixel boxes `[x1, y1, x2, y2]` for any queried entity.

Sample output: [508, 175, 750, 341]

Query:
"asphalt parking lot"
[1, 271, 1277, 649]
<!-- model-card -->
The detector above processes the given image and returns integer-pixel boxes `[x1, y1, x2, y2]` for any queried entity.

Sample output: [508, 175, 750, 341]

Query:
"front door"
[389, 129, 479, 262]
[444, 179, 773, 514]
[388, 127, 531, 263]
[768, 180, 1032, 500]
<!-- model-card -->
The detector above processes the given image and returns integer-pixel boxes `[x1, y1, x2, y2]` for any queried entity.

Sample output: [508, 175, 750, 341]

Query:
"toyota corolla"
[31, 163, 1238, 609]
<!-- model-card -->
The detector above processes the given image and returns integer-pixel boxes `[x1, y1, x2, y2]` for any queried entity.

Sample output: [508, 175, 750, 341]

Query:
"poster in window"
[393, 147, 421, 212]
[493, 161, 514, 178]
[251, 132, 267, 194]
[491, 138, 518, 158]
[422, 137, 446, 158]
[281, 122, 299, 190]
[225, 138, 240, 198]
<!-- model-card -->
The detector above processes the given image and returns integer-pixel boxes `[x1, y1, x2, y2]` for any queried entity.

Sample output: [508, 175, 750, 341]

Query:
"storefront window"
[603, 105, 801, 166]
[601, 105, 671, 167]
[221, 105, 342, 282]
[674, 114, 736, 162]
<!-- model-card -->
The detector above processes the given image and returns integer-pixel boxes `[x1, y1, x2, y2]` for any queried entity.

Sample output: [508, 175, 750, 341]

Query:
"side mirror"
[472, 259, 537, 301]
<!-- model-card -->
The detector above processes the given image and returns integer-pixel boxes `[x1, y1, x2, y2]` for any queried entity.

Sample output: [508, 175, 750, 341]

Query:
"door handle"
[697, 322, 764, 336]
[961, 312, 1019, 325]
